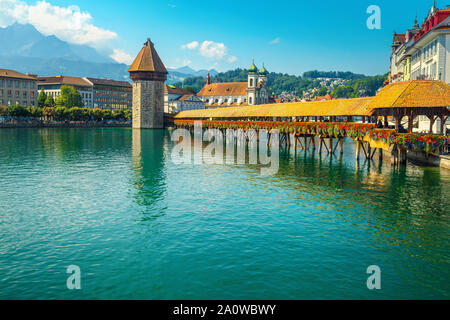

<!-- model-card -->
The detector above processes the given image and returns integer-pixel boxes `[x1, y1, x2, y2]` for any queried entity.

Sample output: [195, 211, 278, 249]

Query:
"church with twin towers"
[197, 60, 270, 107]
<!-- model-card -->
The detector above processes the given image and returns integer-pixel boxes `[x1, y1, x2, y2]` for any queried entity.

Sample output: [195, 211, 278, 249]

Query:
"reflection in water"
[0, 129, 448, 299]
[132, 129, 167, 221]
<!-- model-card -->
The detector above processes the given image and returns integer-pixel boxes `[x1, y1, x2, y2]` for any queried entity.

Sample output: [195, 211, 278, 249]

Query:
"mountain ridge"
[0, 23, 217, 83]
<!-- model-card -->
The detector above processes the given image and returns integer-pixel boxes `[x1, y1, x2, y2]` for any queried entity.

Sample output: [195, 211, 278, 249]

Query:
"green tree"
[68, 107, 83, 121]
[92, 108, 104, 121]
[81, 108, 92, 121]
[0, 105, 8, 117]
[124, 109, 132, 120]
[185, 86, 196, 94]
[8, 105, 29, 117]
[316, 87, 328, 97]
[28, 106, 43, 118]
[112, 109, 124, 120]
[44, 94, 55, 107]
[56, 85, 84, 108]
[43, 107, 56, 120]
[102, 109, 112, 120]
[38, 89, 47, 108]
[54, 106, 69, 121]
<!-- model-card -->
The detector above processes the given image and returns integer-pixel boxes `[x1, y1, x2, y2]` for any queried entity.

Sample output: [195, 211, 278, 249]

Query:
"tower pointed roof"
[128, 38, 168, 74]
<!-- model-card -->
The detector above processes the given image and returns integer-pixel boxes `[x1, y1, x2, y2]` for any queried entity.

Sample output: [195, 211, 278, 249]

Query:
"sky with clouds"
[0, 0, 442, 75]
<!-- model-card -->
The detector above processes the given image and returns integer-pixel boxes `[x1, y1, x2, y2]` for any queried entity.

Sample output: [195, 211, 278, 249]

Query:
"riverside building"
[388, 4, 450, 133]
[85, 78, 132, 110]
[390, 4, 450, 83]
[164, 84, 205, 113]
[0, 69, 37, 107]
[37, 75, 94, 108]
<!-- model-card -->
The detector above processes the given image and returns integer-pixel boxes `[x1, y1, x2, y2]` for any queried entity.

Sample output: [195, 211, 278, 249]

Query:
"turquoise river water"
[0, 128, 449, 299]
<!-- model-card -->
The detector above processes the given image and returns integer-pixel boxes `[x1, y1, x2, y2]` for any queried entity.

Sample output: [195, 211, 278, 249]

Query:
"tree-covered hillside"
[174, 69, 387, 99]
[330, 74, 388, 98]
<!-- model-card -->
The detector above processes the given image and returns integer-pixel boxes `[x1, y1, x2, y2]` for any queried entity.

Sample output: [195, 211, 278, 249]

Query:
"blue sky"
[0, 0, 442, 75]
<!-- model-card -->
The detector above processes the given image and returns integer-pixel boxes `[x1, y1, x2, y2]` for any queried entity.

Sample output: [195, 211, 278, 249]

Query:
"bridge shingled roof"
[174, 81, 450, 119]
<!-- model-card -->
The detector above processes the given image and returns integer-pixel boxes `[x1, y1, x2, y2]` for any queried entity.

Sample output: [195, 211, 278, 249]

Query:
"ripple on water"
[0, 128, 448, 299]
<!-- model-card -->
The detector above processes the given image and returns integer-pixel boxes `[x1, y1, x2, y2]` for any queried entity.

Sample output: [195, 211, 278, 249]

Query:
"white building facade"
[389, 5, 450, 133]
[390, 5, 450, 83]
[37, 75, 94, 108]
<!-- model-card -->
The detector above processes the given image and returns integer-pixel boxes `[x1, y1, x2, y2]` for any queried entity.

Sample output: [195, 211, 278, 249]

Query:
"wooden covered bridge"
[173, 81, 450, 165]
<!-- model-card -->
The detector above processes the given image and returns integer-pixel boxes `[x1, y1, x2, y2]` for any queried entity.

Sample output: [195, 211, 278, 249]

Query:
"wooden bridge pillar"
[399, 148, 407, 164]
[355, 140, 361, 161]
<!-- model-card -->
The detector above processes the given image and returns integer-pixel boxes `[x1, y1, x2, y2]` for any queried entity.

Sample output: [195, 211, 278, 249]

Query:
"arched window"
[249, 78, 253, 87]
[249, 97, 252, 104]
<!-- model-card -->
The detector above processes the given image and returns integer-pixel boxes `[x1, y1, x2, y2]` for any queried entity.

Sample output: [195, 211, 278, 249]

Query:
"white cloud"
[0, 0, 117, 48]
[182, 58, 192, 66]
[227, 56, 237, 63]
[199, 40, 227, 60]
[270, 37, 280, 44]
[110, 49, 133, 65]
[181, 41, 199, 50]
[180, 39, 236, 65]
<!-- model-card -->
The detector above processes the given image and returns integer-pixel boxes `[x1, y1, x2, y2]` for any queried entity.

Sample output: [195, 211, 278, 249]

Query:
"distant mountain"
[0, 23, 114, 63]
[0, 55, 130, 80]
[0, 23, 222, 84]
[166, 66, 218, 84]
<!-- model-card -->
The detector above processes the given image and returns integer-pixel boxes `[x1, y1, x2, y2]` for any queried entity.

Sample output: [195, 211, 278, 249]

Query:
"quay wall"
[0, 122, 131, 129]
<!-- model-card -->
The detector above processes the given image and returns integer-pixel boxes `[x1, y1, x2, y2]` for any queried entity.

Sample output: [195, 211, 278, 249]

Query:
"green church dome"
[248, 59, 258, 73]
[259, 63, 268, 75]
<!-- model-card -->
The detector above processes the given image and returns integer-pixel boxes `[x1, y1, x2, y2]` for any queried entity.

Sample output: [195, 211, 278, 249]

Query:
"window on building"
[7, 80, 12, 87]
[23, 82, 27, 89]
[249, 78, 253, 87]
[0, 89, 3, 97]
[0, 79, 3, 87]
[15, 81, 19, 88]
[249, 97, 252, 104]
[30, 82, 34, 89]
[15, 91, 19, 98]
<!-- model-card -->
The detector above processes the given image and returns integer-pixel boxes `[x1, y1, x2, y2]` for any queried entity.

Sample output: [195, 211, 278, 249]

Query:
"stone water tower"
[129, 38, 168, 129]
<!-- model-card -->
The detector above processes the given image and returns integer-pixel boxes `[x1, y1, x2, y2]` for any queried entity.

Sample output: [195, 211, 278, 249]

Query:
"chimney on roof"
[206, 72, 210, 85]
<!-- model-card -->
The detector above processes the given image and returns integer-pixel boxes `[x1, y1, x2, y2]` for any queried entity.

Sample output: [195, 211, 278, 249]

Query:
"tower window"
[249, 97, 252, 104]
[249, 79, 253, 87]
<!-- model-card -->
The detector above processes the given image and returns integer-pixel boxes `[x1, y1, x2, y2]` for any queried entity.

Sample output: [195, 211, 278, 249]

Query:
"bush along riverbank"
[0, 105, 132, 128]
